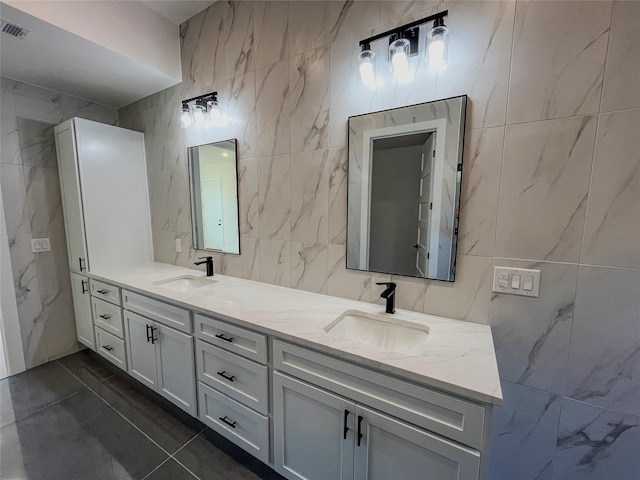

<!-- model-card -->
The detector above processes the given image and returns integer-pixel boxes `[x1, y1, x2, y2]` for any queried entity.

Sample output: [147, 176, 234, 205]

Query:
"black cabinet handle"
[103, 345, 113, 352]
[216, 371, 235, 382]
[343, 410, 349, 440]
[78, 257, 85, 272]
[99, 314, 111, 320]
[151, 326, 158, 344]
[214, 333, 233, 343]
[357, 415, 364, 447]
[97, 289, 108, 295]
[218, 416, 237, 428]
[146, 324, 152, 343]
[81, 280, 88, 294]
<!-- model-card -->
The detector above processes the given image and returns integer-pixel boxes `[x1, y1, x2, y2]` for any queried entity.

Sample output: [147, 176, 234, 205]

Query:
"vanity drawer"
[122, 290, 191, 333]
[195, 314, 267, 363]
[196, 339, 268, 414]
[95, 327, 127, 371]
[90, 279, 121, 306]
[198, 381, 269, 463]
[92, 297, 124, 338]
[273, 340, 485, 449]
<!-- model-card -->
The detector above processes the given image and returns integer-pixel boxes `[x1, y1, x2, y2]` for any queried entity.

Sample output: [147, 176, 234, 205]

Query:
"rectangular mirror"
[188, 139, 240, 254]
[347, 96, 467, 282]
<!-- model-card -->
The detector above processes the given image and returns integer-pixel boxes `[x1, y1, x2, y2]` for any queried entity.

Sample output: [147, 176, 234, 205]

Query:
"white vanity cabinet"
[123, 292, 196, 416]
[70, 273, 94, 350]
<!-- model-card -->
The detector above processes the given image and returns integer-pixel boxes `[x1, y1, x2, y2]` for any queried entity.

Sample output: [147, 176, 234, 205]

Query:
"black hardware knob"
[216, 371, 235, 382]
[219, 416, 237, 428]
[413, 244, 420, 249]
[214, 333, 234, 343]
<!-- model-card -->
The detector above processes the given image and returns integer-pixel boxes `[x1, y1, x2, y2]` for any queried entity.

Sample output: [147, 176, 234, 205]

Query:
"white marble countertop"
[90, 262, 503, 406]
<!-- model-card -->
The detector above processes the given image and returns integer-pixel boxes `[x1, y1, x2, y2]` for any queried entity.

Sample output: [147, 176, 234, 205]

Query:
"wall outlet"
[175, 238, 182, 253]
[31, 238, 51, 252]
[493, 266, 540, 297]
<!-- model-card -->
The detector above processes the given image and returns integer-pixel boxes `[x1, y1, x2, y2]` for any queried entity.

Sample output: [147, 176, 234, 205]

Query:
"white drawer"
[90, 279, 121, 306]
[198, 382, 269, 464]
[92, 297, 124, 338]
[196, 339, 268, 415]
[273, 340, 486, 449]
[95, 327, 127, 371]
[195, 314, 267, 363]
[122, 290, 191, 333]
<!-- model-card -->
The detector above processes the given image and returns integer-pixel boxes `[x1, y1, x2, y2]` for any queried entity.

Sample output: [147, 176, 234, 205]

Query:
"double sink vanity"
[76, 262, 502, 480]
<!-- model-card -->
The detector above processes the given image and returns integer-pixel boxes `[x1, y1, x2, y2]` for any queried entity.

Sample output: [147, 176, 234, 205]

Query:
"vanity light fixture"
[179, 92, 220, 129]
[357, 10, 448, 88]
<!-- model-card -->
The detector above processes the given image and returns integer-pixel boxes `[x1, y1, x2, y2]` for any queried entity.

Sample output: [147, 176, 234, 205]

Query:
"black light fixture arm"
[182, 91, 218, 105]
[358, 10, 448, 47]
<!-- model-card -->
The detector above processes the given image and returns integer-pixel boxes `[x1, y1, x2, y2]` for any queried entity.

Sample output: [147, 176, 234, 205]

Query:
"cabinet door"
[55, 124, 88, 273]
[70, 273, 94, 349]
[354, 405, 480, 480]
[155, 323, 196, 416]
[273, 372, 355, 480]
[125, 311, 158, 390]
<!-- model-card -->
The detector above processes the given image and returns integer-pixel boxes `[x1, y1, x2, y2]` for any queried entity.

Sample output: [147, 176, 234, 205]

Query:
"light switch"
[523, 276, 534, 291]
[511, 274, 521, 289]
[493, 266, 541, 297]
[175, 238, 182, 253]
[30, 238, 51, 252]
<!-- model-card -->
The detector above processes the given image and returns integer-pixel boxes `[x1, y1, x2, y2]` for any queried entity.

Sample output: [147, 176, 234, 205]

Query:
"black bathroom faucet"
[194, 256, 214, 276]
[376, 282, 396, 314]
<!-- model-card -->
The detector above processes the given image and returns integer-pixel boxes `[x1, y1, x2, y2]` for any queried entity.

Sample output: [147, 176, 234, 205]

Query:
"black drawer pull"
[214, 333, 233, 343]
[343, 410, 349, 440]
[219, 416, 237, 428]
[78, 257, 85, 272]
[151, 326, 158, 344]
[103, 345, 113, 352]
[97, 289, 109, 295]
[216, 371, 235, 382]
[81, 280, 88, 294]
[357, 415, 364, 446]
[99, 314, 111, 320]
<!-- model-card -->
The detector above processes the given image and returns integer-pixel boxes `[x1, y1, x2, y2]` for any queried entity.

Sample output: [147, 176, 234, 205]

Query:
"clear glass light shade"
[207, 99, 221, 123]
[389, 38, 413, 83]
[358, 48, 377, 90]
[426, 24, 449, 71]
[191, 103, 206, 126]
[180, 106, 192, 128]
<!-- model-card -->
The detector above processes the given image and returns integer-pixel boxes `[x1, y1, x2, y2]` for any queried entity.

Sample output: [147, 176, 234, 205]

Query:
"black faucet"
[194, 256, 214, 276]
[376, 282, 396, 314]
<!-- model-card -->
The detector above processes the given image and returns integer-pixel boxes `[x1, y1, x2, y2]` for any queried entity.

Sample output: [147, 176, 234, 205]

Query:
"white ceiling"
[0, 1, 213, 108]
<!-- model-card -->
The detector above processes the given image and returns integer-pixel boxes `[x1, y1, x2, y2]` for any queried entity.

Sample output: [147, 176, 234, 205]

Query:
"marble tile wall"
[0, 78, 118, 369]
[117, 1, 639, 478]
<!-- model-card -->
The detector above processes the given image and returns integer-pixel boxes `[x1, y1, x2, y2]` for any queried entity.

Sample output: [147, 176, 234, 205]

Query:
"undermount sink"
[324, 310, 430, 356]
[153, 275, 217, 292]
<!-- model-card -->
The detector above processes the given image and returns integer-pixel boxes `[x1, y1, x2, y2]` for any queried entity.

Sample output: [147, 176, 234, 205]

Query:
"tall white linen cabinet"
[55, 118, 153, 354]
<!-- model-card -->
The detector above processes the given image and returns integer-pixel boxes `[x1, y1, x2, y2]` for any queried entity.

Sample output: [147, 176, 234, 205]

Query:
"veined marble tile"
[290, 46, 329, 153]
[223, 0, 255, 80]
[168, 168, 191, 235]
[148, 169, 172, 232]
[507, 0, 612, 124]
[327, 244, 371, 302]
[224, 72, 257, 159]
[255, 59, 290, 157]
[565, 266, 640, 417]
[259, 238, 291, 288]
[421, 255, 493, 324]
[237, 156, 259, 238]
[435, 0, 514, 129]
[258, 154, 290, 240]
[24, 166, 64, 234]
[156, 106, 184, 171]
[253, 1, 288, 70]
[379, 1, 439, 23]
[582, 109, 640, 268]
[490, 260, 577, 394]
[34, 229, 71, 307]
[553, 399, 640, 480]
[289, 1, 330, 56]
[329, 0, 380, 44]
[1, 164, 30, 235]
[60, 96, 118, 125]
[495, 116, 596, 263]
[13, 92, 64, 126]
[328, 147, 348, 246]
[1, 130, 22, 166]
[153, 230, 194, 269]
[390, 275, 427, 313]
[457, 127, 503, 257]
[217, 237, 260, 281]
[291, 242, 328, 294]
[1, 77, 18, 135]
[17, 118, 57, 168]
[290, 149, 329, 244]
[488, 381, 561, 480]
[180, 2, 226, 88]
[41, 289, 79, 362]
[601, 1, 640, 112]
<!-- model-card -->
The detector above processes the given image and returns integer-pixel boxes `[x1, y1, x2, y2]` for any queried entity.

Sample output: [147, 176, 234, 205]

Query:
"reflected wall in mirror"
[188, 139, 240, 254]
[347, 96, 467, 282]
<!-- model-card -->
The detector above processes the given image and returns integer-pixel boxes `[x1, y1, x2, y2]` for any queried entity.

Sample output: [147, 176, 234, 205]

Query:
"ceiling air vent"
[1, 18, 30, 39]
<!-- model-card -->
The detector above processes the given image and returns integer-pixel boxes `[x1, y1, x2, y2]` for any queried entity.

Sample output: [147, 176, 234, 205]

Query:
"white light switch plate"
[493, 266, 540, 297]
[30, 238, 51, 252]
[175, 238, 182, 253]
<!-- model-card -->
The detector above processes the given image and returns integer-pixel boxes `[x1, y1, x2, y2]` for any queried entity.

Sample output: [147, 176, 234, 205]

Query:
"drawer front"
[95, 327, 127, 371]
[198, 382, 269, 463]
[122, 290, 191, 333]
[195, 314, 267, 363]
[90, 279, 121, 306]
[92, 297, 124, 338]
[196, 339, 268, 414]
[273, 340, 485, 449]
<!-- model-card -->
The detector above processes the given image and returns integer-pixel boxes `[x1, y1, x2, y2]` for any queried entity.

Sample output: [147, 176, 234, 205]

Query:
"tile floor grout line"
[140, 456, 173, 480]
[2, 388, 87, 428]
[168, 454, 202, 480]
[165, 428, 208, 480]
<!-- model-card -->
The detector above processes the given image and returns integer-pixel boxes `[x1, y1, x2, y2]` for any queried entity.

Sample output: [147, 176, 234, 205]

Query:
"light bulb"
[389, 37, 413, 83]
[358, 45, 377, 90]
[192, 103, 206, 127]
[180, 105, 192, 128]
[426, 18, 449, 71]
[207, 99, 221, 124]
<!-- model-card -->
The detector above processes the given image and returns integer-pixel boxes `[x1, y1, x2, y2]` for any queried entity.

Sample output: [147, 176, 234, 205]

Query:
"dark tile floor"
[0, 350, 286, 480]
